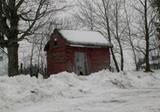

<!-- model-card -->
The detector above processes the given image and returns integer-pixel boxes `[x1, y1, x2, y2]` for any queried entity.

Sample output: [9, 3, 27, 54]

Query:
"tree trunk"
[115, 1, 124, 71]
[102, 0, 120, 72]
[144, 0, 151, 72]
[119, 44, 124, 71]
[111, 48, 120, 72]
[7, 43, 19, 76]
[124, 0, 139, 71]
[30, 43, 35, 76]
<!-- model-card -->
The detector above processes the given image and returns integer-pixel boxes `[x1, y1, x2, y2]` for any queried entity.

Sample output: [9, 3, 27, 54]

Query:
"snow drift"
[0, 70, 160, 112]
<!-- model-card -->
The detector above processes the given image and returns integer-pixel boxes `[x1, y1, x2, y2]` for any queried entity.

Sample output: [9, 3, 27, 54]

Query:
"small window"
[0, 56, 3, 61]
[54, 38, 58, 46]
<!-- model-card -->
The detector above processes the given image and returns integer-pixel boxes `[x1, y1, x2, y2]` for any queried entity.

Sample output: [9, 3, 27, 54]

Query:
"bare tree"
[74, 0, 96, 30]
[0, 0, 66, 76]
[101, 0, 120, 72]
[110, 0, 125, 71]
[152, 0, 160, 51]
[75, 0, 120, 72]
[123, 0, 140, 71]
[144, 0, 151, 72]
[30, 38, 36, 76]
[134, 0, 155, 72]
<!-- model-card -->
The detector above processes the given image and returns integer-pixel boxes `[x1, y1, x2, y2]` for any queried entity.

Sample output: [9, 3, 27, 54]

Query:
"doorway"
[75, 52, 88, 75]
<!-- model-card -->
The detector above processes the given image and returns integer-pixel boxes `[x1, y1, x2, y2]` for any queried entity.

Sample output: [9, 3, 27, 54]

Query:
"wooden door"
[75, 52, 87, 75]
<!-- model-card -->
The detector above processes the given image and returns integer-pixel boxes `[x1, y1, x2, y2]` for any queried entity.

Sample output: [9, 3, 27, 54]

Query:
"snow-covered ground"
[0, 70, 160, 112]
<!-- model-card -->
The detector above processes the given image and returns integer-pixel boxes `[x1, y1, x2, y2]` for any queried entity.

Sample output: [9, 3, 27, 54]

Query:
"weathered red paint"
[45, 30, 110, 76]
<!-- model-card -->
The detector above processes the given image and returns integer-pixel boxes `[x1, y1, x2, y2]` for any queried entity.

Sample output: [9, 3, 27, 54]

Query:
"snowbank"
[87, 70, 160, 89]
[0, 70, 160, 111]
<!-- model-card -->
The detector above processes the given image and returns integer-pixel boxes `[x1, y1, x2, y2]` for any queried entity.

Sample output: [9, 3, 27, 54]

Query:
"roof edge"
[58, 29, 112, 47]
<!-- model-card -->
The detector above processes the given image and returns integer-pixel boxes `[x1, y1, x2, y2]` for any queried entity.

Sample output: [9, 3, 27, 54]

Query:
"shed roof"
[58, 30, 112, 47]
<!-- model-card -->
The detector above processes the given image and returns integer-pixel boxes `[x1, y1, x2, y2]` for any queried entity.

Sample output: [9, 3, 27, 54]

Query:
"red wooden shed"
[44, 29, 112, 76]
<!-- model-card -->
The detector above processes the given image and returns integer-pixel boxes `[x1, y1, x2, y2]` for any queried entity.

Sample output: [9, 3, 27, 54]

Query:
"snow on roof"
[59, 30, 112, 47]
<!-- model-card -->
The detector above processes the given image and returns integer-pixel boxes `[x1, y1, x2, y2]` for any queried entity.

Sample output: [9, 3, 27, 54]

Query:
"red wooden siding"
[87, 48, 110, 73]
[66, 47, 110, 74]
[46, 33, 67, 75]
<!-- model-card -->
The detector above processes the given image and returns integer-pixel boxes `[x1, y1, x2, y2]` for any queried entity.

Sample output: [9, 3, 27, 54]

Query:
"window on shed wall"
[54, 38, 58, 46]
